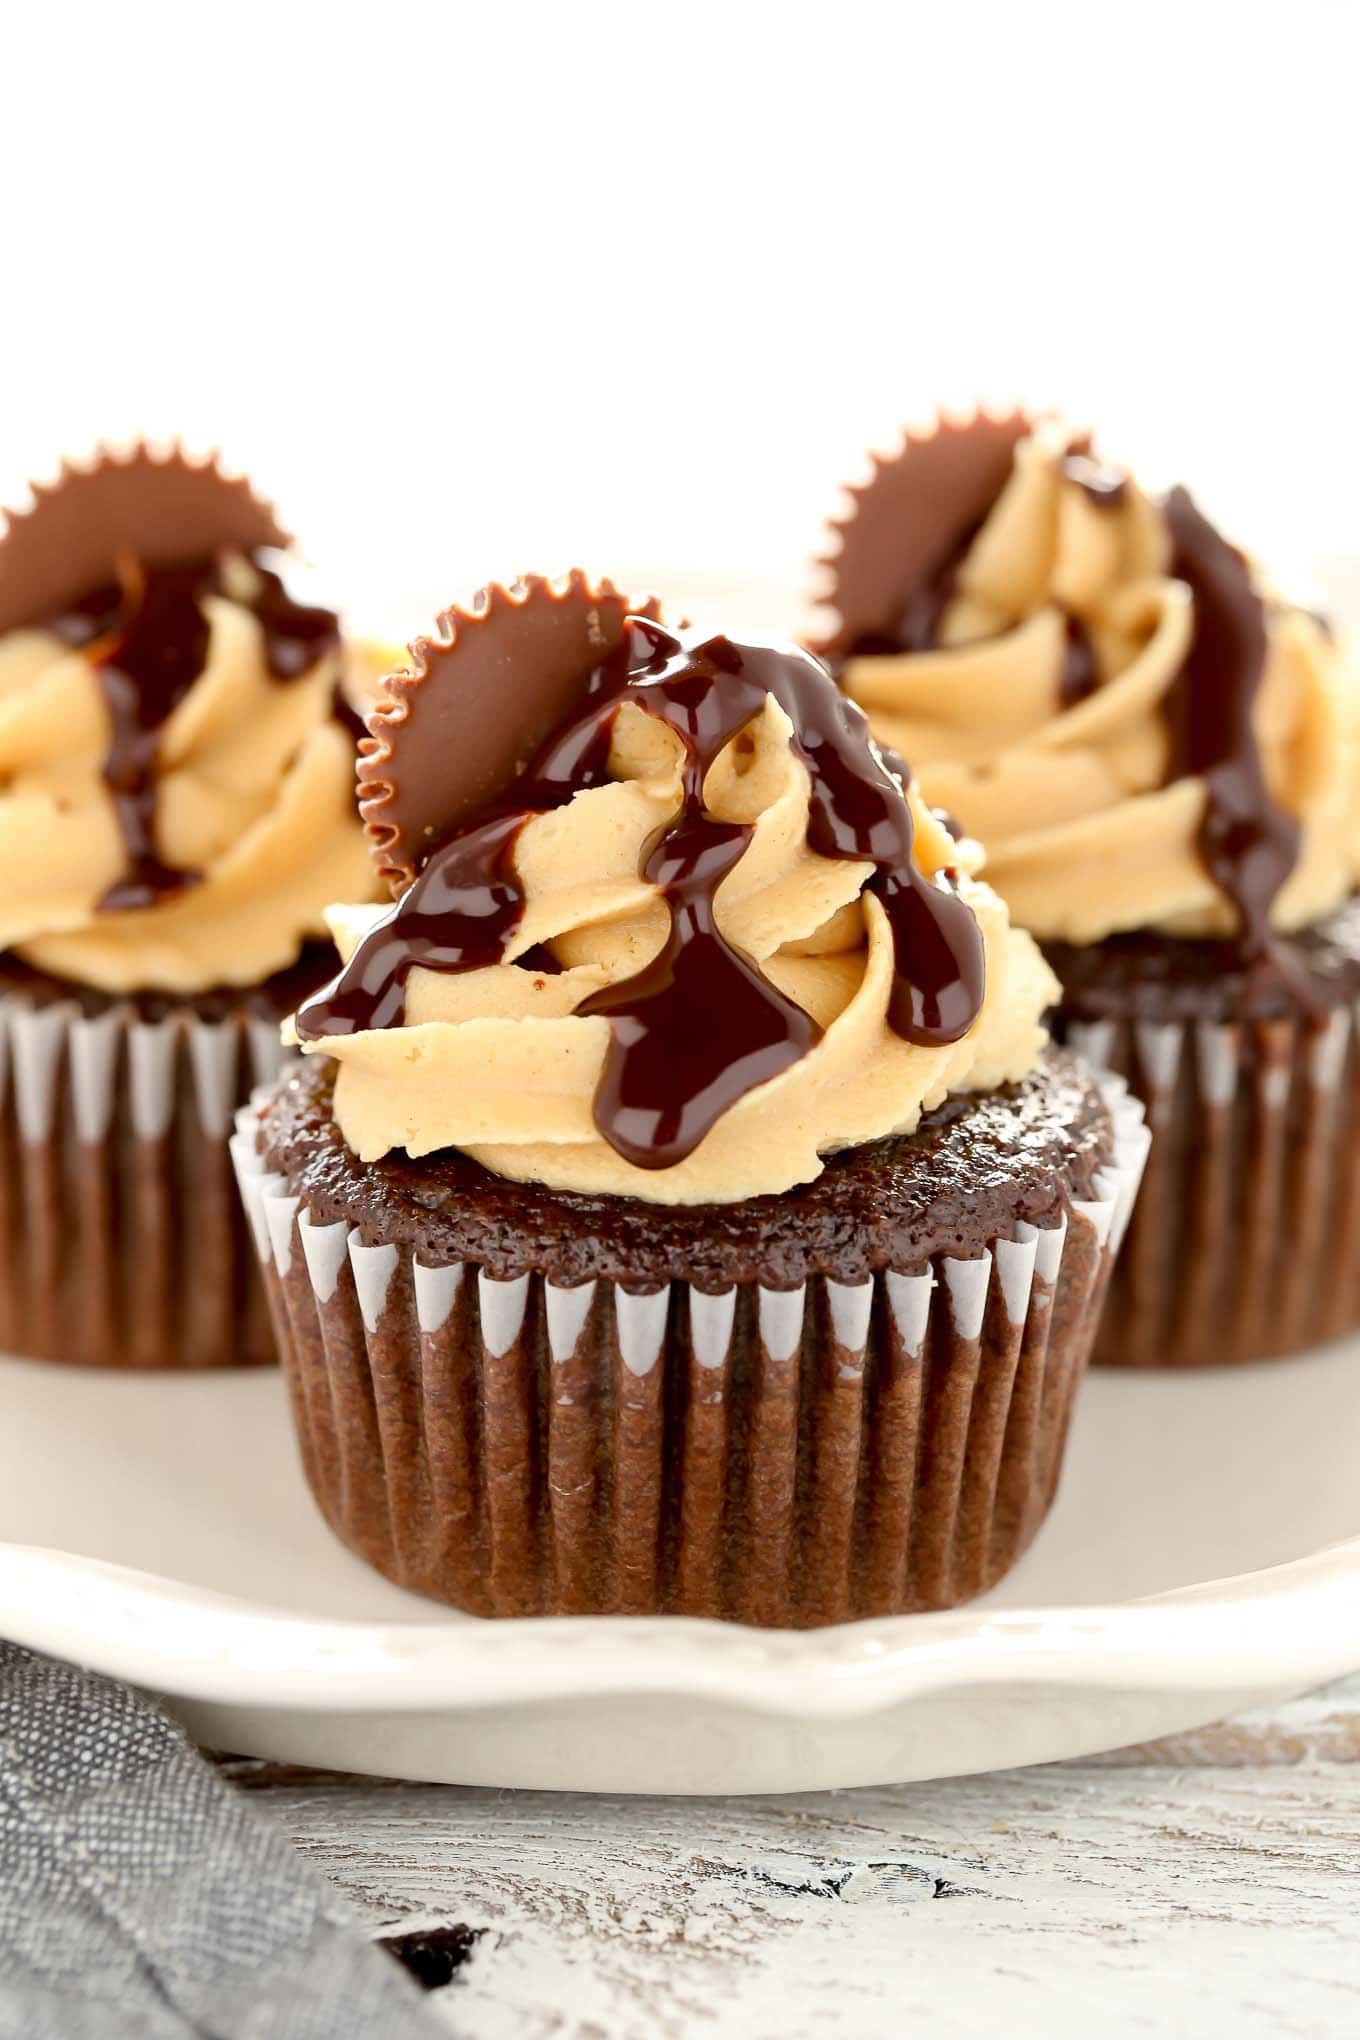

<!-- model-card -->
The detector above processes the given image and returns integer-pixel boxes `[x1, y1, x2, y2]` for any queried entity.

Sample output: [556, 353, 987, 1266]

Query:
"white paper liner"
[1, 989, 290, 1144]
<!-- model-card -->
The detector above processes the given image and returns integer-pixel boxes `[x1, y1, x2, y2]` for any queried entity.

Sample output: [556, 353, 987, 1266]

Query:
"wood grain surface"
[223, 1672, 1360, 2038]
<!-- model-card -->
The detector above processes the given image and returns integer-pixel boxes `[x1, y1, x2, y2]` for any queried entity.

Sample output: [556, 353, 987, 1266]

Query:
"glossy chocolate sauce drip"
[874, 740, 914, 792]
[48, 553, 339, 913]
[249, 565, 341, 680]
[1162, 487, 1298, 953]
[298, 622, 986, 1170]
[330, 683, 371, 748]
[1059, 614, 1100, 708]
[61, 561, 214, 911]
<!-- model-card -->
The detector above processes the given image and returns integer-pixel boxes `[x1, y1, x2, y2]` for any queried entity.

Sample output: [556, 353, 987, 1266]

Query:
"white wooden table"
[222, 1673, 1360, 2037]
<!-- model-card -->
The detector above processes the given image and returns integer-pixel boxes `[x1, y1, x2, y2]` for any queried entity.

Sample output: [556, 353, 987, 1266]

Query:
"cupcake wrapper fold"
[0, 989, 289, 1367]
[1067, 1007, 1360, 1367]
[235, 1079, 1147, 1624]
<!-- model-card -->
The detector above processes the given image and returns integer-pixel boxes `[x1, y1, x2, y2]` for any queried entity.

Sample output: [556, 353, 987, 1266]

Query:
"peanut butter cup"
[823, 412, 1360, 1366]
[239, 572, 1147, 1622]
[0, 444, 382, 1366]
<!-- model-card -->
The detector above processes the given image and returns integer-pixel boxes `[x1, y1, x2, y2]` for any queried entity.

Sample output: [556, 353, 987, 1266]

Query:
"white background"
[2, 2, 1357, 632]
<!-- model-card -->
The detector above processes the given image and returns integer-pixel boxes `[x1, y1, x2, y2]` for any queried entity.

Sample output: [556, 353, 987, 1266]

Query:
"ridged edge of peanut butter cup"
[0, 441, 289, 637]
[811, 406, 1035, 661]
[358, 570, 663, 896]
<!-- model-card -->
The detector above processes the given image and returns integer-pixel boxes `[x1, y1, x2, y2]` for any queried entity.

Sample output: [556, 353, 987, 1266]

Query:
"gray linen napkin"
[0, 1642, 449, 2039]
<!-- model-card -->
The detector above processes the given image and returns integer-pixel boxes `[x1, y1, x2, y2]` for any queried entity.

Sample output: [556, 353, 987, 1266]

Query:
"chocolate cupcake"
[235, 572, 1146, 1623]
[822, 413, 1359, 1367]
[0, 446, 382, 1366]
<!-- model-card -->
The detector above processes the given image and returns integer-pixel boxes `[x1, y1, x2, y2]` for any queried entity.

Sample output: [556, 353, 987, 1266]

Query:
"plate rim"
[4, 1534, 1360, 1714]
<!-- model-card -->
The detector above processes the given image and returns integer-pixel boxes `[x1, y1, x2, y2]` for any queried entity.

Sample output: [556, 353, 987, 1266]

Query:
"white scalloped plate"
[3, 1337, 1360, 1792]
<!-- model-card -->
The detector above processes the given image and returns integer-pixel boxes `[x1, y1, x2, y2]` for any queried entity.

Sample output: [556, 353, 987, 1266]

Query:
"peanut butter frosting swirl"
[0, 449, 378, 994]
[294, 576, 1057, 1207]
[829, 418, 1354, 946]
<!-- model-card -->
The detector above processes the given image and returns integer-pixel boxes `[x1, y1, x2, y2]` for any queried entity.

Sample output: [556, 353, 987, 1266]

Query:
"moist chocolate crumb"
[0, 942, 340, 1025]
[259, 1046, 1113, 1290]
[1044, 898, 1360, 1026]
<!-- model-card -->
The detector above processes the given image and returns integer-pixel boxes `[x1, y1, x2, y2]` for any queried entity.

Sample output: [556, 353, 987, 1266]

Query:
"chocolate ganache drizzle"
[835, 426, 1300, 951]
[47, 553, 340, 912]
[842, 442, 1124, 711]
[298, 621, 986, 1170]
[1161, 487, 1297, 955]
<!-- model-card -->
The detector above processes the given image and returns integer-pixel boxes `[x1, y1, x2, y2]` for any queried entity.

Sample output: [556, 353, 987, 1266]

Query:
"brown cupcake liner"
[233, 1081, 1147, 1625]
[0, 988, 290, 1367]
[1066, 1008, 1360, 1367]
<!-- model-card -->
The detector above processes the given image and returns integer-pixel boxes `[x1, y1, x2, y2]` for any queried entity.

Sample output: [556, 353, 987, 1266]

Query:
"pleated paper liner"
[1066, 1007, 1360, 1368]
[233, 1081, 1147, 1626]
[0, 987, 290, 1367]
